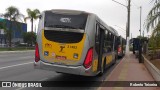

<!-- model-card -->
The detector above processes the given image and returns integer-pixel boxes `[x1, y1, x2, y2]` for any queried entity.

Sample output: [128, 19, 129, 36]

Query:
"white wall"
[0, 29, 5, 34]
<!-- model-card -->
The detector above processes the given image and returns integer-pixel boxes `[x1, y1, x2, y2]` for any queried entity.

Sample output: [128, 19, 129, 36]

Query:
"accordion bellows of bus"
[34, 9, 119, 76]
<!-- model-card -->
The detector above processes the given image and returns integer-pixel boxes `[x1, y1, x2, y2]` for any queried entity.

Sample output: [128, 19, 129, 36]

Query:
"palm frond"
[33, 9, 40, 14]
[26, 8, 32, 18]
[25, 8, 40, 32]
[24, 17, 30, 23]
[146, 12, 160, 31]
[145, 1, 160, 32]
[151, 23, 160, 37]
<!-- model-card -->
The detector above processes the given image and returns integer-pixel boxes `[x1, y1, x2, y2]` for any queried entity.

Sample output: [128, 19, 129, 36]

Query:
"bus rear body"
[34, 9, 118, 76]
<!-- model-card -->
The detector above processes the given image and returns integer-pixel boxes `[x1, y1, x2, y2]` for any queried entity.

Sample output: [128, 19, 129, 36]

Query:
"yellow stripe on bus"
[92, 59, 98, 72]
[106, 55, 112, 64]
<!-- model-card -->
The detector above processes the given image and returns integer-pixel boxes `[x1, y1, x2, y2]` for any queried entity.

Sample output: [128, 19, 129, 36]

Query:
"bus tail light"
[83, 48, 93, 69]
[35, 43, 40, 62]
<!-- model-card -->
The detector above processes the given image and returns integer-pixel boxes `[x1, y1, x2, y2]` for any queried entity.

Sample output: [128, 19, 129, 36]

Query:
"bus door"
[95, 24, 105, 72]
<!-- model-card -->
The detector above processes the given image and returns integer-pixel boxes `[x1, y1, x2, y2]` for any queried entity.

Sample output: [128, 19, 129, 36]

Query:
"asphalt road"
[0, 51, 121, 90]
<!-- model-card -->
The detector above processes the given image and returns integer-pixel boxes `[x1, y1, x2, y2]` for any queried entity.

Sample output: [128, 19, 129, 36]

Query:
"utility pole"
[139, 6, 142, 37]
[112, 0, 131, 54]
[126, 0, 131, 54]
[127, 0, 131, 38]
[139, 6, 143, 63]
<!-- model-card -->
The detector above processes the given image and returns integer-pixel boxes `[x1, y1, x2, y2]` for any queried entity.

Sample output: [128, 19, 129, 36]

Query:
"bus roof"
[42, 9, 119, 36]
[44, 9, 91, 15]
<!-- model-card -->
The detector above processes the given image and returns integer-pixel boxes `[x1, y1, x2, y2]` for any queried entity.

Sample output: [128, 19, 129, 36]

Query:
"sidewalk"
[98, 52, 160, 90]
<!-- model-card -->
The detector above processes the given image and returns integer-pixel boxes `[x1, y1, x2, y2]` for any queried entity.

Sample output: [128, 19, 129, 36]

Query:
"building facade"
[0, 18, 27, 47]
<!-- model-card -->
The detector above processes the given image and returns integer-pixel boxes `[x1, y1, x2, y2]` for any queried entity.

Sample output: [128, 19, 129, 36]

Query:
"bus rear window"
[44, 11, 88, 30]
[44, 30, 84, 43]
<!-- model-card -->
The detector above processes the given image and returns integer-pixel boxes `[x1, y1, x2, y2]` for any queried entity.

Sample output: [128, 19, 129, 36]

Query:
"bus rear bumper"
[34, 60, 97, 76]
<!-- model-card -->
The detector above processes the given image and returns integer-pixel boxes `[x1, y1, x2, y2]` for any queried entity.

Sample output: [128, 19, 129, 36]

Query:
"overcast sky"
[0, 0, 154, 38]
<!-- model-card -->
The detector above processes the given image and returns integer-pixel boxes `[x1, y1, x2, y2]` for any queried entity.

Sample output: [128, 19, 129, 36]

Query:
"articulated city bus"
[34, 9, 119, 76]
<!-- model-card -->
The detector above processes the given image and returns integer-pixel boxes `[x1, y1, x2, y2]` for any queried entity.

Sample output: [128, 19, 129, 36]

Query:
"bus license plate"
[56, 56, 66, 60]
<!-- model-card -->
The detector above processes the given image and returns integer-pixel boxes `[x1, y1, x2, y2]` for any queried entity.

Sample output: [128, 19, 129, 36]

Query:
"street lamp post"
[126, 0, 131, 55]
[139, 6, 142, 37]
[112, 0, 131, 54]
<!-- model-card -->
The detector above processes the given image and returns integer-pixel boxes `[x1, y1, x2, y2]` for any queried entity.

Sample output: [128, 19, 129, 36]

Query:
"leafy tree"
[3, 6, 24, 48]
[23, 32, 36, 46]
[0, 20, 6, 29]
[136, 36, 148, 40]
[25, 8, 40, 32]
[149, 23, 160, 48]
[145, 0, 160, 51]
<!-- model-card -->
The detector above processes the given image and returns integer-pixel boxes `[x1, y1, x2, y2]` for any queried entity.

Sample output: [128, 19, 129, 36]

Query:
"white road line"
[0, 62, 33, 70]
[15, 87, 25, 90]
[39, 77, 49, 81]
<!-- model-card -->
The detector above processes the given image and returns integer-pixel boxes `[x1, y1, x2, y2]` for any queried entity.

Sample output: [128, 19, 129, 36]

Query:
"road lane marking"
[16, 87, 24, 90]
[0, 62, 33, 70]
[15, 87, 26, 90]
[40, 77, 49, 81]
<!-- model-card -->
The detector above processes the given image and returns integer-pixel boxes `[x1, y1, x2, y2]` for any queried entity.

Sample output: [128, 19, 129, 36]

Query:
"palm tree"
[146, 0, 160, 51]
[146, 0, 160, 32]
[25, 9, 40, 32]
[3, 6, 24, 48]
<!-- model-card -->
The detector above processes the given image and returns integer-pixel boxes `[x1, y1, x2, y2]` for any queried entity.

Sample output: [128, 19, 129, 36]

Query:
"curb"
[0, 50, 35, 53]
[142, 54, 160, 81]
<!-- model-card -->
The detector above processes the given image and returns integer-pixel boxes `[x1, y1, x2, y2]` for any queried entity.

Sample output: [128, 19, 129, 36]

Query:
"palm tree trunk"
[9, 20, 12, 48]
[9, 32, 11, 48]
[31, 18, 34, 46]
[31, 18, 33, 32]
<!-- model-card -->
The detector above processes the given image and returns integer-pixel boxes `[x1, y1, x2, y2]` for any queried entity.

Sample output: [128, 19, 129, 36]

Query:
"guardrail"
[142, 54, 160, 81]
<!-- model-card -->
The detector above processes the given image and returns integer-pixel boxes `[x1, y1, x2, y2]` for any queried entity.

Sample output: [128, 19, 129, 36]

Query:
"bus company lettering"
[60, 18, 71, 23]
[45, 43, 52, 48]
[59, 46, 65, 52]
[12, 82, 42, 87]
[67, 45, 77, 49]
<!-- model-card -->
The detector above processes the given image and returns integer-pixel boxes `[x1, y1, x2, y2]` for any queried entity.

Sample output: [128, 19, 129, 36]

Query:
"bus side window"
[95, 24, 100, 53]
[103, 30, 112, 53]
[116, 37, 119, 51]
[103, 30, 108, 53]
[111, 33, 114, 51]
[107, 32, 112, 52]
